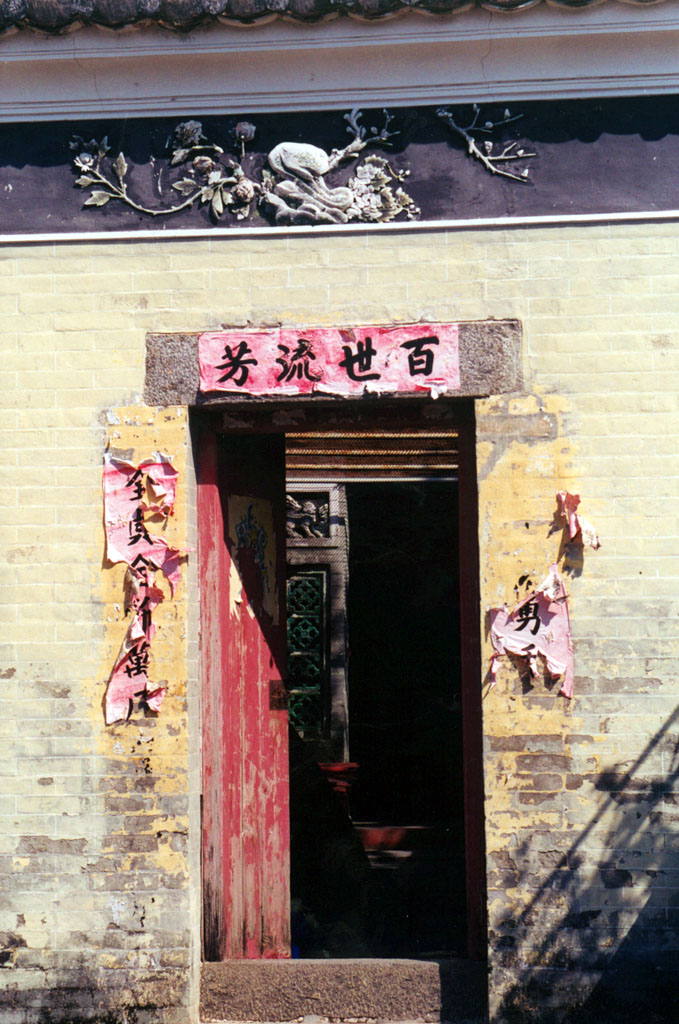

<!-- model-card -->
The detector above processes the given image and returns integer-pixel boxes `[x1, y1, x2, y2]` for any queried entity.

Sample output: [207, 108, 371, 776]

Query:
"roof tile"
[0, 0, 667, 33]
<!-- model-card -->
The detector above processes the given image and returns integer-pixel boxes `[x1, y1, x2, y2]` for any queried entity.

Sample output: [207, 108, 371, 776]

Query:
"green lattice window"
[286, 569, 328, 738]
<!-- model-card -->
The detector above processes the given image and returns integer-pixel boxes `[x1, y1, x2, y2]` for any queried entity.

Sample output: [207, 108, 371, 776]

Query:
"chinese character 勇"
[514, 601, 541, 636]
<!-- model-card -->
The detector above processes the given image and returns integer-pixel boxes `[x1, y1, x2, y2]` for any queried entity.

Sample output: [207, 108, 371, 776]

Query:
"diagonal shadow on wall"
[492, 705, 679, 1024]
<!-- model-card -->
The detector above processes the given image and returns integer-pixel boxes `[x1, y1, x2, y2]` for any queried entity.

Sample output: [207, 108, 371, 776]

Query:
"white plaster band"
[1, 206, 678, 246]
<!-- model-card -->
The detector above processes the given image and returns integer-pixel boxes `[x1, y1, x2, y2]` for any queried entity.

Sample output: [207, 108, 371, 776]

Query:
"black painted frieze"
[2, 97, 679, 235]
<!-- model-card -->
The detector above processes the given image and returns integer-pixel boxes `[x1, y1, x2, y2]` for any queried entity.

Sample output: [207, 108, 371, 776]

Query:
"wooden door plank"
[457, 402, 487, 961]
[198, 426, 230, 961]
[222, 435, 290, 959]
[200, 427, 290, 960]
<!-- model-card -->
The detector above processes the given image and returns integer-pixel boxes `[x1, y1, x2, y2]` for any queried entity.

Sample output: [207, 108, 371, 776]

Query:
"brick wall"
[477, 223, 679, 1022]
[0, 223, 677, 1021]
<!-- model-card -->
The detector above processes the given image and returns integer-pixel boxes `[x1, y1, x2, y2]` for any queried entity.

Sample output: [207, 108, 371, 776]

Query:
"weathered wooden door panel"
[198, 400, 484, 963]
[199, 430, 289, 960]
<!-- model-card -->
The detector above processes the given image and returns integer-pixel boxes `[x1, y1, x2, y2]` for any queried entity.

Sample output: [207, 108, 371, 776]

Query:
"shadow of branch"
[492, 704, 679, 1023]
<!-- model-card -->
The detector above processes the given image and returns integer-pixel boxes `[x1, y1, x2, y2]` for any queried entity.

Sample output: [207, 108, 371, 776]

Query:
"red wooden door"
[199, 429, 290, 960]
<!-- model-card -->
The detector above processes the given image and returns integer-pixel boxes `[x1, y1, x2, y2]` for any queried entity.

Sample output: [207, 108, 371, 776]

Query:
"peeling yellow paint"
[157, 837, 188, 876]
[77, 405, 194, 891]
[477, 388, 580, 885]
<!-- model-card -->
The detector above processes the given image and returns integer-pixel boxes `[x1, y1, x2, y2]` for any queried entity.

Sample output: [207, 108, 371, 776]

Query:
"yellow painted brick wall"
[0, 222, 677, 1022]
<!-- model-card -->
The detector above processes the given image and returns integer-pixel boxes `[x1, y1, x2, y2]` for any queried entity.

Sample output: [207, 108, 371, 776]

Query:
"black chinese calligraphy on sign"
[276, 338, 322, 383]
[400, 335, 439, 376]
[216, 340, 258, 386]
[199, 324, 461, 396]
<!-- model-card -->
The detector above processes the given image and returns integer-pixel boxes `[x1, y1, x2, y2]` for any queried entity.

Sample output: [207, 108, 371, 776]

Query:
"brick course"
[0, 222, 677, 1021]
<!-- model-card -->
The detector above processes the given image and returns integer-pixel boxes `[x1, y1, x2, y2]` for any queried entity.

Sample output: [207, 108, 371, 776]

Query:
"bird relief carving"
[70, 104, 536, 227]
[71, 109, 419, 226]
[260, 110, 419, 225]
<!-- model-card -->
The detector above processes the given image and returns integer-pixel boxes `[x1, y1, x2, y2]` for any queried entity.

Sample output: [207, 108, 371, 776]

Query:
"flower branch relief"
[71, 106, 535, 226]
[436, 104, 536, 183]
[71, 121, 260, 221]
[168, 118, 224, 165]
[71, 109, 419, 227]
[72, 133, 200, 216]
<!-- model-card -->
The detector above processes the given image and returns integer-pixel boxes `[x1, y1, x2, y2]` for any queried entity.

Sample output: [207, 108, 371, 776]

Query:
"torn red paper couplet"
[556, 491, 600, 550]
[103, 452, 182, 725]
[143, 453, 178, 518]
[105, 575, 165, 725]
[489, 564, 574, 699]
[198, 324, 460, 398]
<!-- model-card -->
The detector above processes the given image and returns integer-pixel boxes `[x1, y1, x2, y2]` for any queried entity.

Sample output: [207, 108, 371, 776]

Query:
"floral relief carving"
[436, 104, 536, 183]
[71, 120, 261, 221]
[71, 109, 419, 226]
[70, 104, 537, 227]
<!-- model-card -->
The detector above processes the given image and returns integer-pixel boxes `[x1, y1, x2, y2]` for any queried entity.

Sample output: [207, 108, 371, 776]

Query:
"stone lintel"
[144, 320, 522, 408]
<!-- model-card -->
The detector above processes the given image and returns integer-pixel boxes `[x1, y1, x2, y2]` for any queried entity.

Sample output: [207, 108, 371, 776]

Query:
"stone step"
[200, 958, 488, 1024]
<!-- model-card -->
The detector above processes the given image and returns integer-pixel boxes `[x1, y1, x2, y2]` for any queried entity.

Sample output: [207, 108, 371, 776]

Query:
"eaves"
[2, 2, 679, 120]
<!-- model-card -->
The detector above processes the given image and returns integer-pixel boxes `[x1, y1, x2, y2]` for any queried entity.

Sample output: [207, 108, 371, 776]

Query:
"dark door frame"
[194, 397, 486, 962]
[455, 400, 486, 960]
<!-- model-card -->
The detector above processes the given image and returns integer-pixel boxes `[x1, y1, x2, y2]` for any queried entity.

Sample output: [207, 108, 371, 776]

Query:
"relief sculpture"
[286, 494, 330, 539]
[69, 104, 536, 228]
[71, 109, 419, 226]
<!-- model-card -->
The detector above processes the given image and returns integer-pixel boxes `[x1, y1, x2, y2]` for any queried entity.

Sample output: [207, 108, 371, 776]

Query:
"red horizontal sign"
[198, 323, 460, 398]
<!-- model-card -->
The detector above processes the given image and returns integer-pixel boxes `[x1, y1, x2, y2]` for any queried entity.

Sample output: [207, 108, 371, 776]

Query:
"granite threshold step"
[200, 958, 488, 1024]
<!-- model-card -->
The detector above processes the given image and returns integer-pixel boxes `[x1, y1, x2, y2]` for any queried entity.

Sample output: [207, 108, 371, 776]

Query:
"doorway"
[288, 477, 465, 958]
[196, 400, 484, 965]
